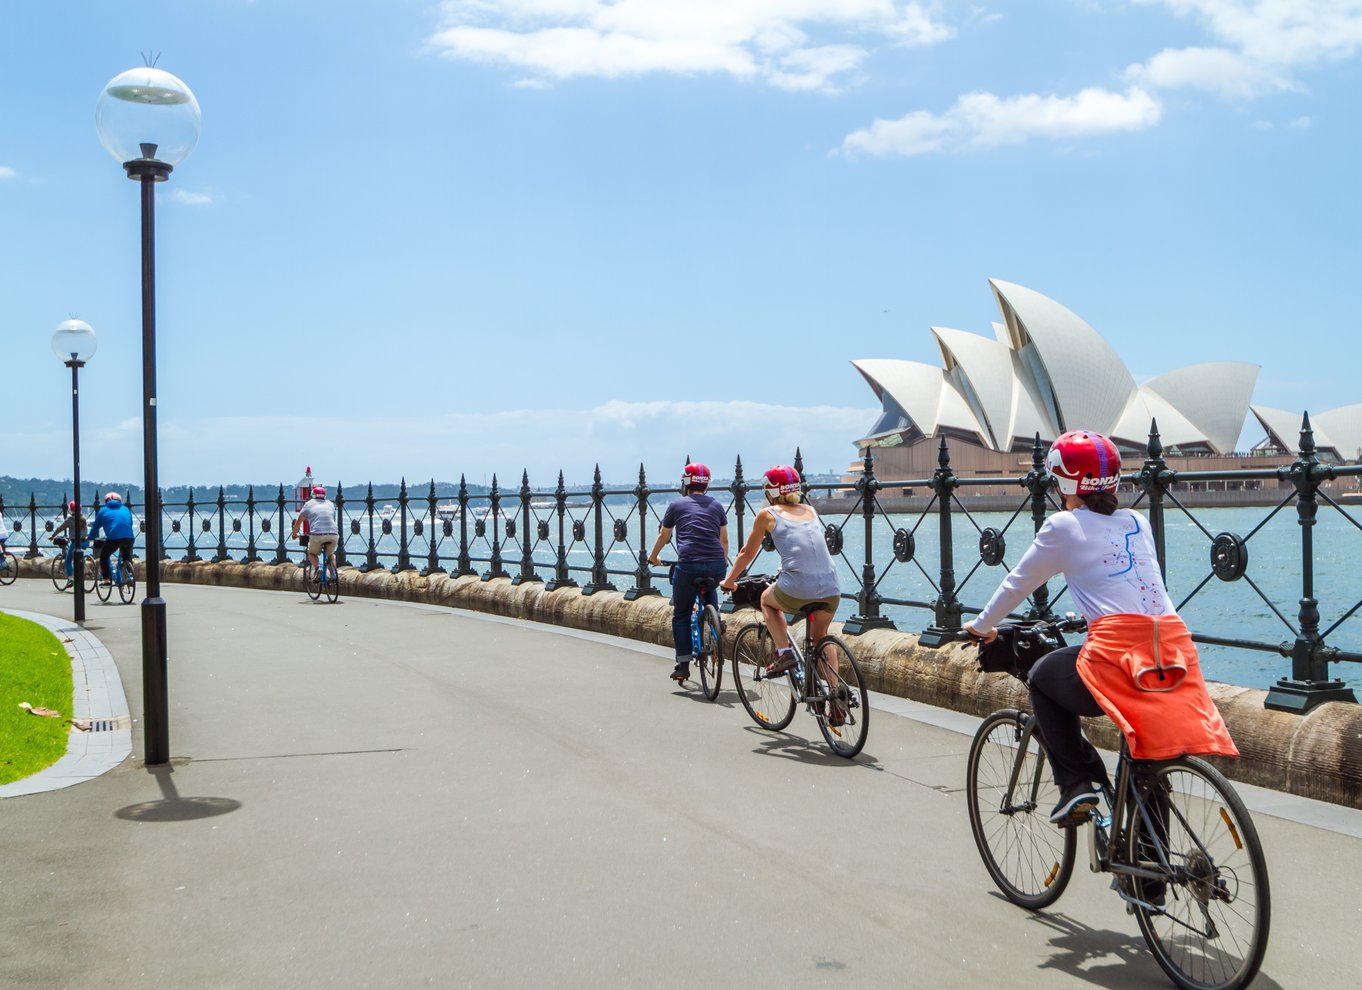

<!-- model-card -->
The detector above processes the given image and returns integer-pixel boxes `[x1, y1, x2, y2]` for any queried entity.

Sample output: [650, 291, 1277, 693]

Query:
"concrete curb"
[14, 554, 1362, 808]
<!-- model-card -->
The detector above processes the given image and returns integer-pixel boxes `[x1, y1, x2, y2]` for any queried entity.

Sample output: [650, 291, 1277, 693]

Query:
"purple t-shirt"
[662, 494, 727, 562]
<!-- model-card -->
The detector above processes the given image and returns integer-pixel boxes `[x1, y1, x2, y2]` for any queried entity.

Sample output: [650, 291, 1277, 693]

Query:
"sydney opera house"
[850, 279, 1360, 479]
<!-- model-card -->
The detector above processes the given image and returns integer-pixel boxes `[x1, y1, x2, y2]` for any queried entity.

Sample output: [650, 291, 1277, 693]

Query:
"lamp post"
[96, 65, 200, 766]
[51, 319, 97, 623]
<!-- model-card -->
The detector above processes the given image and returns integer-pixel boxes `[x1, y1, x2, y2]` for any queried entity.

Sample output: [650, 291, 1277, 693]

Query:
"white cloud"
[9, 400, 877, 487]
[0, 166, 15, 179]
[840, 86, 1162, 157]
[1130, 1, 1362, 97]
[1125, 45, 1296, 97]
[169, 189, 216, 207]
[427, 1, 955, 90]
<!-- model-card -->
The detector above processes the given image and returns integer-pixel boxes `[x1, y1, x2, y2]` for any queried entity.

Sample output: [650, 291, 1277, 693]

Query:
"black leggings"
[1027, 645, 1109, 790]
[99, 539, 134, 580]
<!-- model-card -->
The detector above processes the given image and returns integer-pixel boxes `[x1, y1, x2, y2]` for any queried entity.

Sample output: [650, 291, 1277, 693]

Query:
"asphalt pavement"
[3, 579, 1361, 989]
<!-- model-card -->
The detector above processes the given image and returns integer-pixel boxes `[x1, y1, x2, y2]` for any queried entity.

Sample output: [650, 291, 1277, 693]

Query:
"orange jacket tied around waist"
[1076, 614, 1239, 761]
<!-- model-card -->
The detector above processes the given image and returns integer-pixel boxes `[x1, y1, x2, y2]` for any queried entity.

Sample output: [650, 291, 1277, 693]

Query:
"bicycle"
[663, 562, 724, 700]
[50, 537, 97, 594]
[729, 578, 868, 758]
[962, 617, 1270, 990]
[303, 541, 340, 604]
[94, 545, 136, 604]
[0, 545, 17, 586]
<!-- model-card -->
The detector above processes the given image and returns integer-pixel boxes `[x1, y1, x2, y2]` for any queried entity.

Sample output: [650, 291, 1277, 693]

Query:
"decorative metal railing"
[5, 416, 1359, 713]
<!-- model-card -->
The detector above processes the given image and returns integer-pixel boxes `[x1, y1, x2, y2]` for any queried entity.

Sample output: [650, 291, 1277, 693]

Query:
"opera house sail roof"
[854, 279, 1264, 457]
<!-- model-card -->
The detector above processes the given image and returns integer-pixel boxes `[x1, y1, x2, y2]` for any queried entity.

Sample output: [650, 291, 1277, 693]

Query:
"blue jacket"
[91, 499, 136, 541]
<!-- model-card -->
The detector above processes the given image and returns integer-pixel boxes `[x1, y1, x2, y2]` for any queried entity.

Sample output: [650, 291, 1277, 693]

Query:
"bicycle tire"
[51, 556, 72, 592]
[323, 558, 339, 603]
[82, 554, 99, 594]
[697, 605, 723, 701]
[1126, 757, 1270, 990]
[965, 709, 1076, 909]
[731, 623, 796, 731]
[0, 551, 17, 585]
[119, 560, 136, 604]
[94, 563, 113, 601]
[812, 634, 869, 758]
[303, 561, 321, 601]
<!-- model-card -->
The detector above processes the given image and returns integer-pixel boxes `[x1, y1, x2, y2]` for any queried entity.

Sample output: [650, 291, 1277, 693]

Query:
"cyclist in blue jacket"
[89, 491, 136, 585]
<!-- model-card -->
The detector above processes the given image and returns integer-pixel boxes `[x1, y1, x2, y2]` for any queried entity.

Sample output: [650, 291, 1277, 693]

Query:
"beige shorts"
[768, 584, 840, 615]
[307, 534, 339, 556]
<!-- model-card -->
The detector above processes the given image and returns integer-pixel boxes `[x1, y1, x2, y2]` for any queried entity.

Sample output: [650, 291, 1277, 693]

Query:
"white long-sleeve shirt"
[972, 507, 1174, 633]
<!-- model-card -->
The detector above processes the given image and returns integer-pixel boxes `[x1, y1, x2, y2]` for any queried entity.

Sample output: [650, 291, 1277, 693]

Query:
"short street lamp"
[96, 64, 201, 766]
[51, 319, 97, 623]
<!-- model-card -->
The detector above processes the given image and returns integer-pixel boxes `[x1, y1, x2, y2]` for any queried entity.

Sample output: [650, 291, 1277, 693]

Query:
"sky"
[2, 0, 1360, 489]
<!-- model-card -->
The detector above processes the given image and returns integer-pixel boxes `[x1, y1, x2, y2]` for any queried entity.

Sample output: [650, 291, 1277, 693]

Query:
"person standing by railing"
[648, 463, 729, 684]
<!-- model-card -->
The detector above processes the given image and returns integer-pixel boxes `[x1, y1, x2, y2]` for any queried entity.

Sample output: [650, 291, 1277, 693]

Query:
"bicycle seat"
[797, 602, 831, 618]
[693, 576, 719, 593]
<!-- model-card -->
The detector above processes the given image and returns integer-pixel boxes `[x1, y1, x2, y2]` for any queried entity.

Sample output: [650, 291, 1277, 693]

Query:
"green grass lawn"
[0, 614, 72, 785]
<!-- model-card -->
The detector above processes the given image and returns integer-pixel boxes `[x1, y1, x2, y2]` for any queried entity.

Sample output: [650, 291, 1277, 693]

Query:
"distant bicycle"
[729, 577, 868, 758]
[50, 536, 97, 594]
[95, 546, 136, 604]
[304, 541, 340, 604]
[0, 545, 17, 586]
[663, 561, 723, 699]
[961, 617, 1269, 990]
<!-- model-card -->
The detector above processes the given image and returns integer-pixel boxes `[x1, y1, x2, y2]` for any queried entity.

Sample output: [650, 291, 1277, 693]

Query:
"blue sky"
[3, 1, 1359, 488]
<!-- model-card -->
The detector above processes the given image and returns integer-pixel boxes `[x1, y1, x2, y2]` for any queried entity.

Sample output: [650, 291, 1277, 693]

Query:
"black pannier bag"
[976, 623, 1067, 680]
[729, 574, 776, 609]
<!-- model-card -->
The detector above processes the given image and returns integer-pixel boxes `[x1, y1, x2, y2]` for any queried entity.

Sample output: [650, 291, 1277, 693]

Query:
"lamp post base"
[141, 597, 170, 765]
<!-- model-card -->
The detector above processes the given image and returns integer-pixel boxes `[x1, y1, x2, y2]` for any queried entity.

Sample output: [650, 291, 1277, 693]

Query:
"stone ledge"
[19, 555, 1362, 808]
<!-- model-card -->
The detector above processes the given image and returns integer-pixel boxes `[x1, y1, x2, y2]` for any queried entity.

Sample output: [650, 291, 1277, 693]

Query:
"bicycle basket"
[729, 574, 775, 609]
[977, 624, 1066, 680]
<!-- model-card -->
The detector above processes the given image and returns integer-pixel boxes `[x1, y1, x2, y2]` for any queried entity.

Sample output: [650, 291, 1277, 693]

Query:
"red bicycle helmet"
[1047, 431, 1121, 495]
[312, 485, 327, 497]
[68, 501, 77, 511]
[763, 465, 802, 498]
[681, 463, 710, 491]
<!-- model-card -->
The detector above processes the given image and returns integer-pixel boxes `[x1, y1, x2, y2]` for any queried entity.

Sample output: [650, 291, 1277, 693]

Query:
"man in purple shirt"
[648, 463, 729, 682]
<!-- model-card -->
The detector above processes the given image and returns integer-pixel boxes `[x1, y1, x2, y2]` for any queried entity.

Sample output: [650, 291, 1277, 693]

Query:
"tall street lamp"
[96, 65, 201, 766]
[51, 319, 97, 623]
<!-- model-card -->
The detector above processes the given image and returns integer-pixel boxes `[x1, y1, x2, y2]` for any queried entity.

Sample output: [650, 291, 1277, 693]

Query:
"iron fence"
[4, 415, 1359, 713]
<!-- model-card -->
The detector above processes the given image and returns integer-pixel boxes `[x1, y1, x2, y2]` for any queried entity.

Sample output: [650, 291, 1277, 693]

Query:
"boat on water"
[435, 503, 461, 521]
[377, 504, 397, 521]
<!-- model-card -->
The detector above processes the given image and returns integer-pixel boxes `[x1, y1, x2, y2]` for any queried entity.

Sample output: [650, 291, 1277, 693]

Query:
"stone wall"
[19, 555, 1362, 809]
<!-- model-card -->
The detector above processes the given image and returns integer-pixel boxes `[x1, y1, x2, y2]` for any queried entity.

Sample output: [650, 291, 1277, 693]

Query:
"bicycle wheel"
[1126, 757, 1270, 990]
[303, 562, 321, 601]
[697, 605, 723, 701]
[965, 709, 1076, 909]
[51, 556, 72, 592]
[323, 558, 340, 603]
[94, 560, 113, 601]
[731, 623, 796, 731]
[82, 554, 99, 594]
[0, 551, 17, 585]
[119, 560, 136, 604]
[810, 635, 869, 758]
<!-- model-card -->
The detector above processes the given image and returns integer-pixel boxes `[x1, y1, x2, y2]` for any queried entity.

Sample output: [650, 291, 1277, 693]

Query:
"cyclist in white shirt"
[291, 486, 339, 571]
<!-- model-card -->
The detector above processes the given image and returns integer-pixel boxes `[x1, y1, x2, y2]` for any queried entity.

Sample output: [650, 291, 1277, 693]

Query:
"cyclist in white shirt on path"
[291, 486, 339, 571]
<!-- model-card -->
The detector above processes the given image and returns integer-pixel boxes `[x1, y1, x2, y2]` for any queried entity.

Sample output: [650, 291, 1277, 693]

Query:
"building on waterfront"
[848, 279, 1318, 483]
[1251, 404, 1362, 464]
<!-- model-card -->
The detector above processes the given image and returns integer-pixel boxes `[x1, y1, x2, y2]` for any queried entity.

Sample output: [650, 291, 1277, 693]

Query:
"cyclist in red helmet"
[722, 465, 844, 708]
[51, 499, 90, 580]
[965, 431, 1236, 827]
[292, 484, 340, 574]
[649, 463, 729, 683]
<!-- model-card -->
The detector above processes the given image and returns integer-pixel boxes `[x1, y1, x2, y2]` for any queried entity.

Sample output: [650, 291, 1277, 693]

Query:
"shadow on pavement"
[113, 765, 242, 823]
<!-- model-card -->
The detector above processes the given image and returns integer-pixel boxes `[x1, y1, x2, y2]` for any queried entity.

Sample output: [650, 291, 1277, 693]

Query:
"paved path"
[3, 580, 1361, 989]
